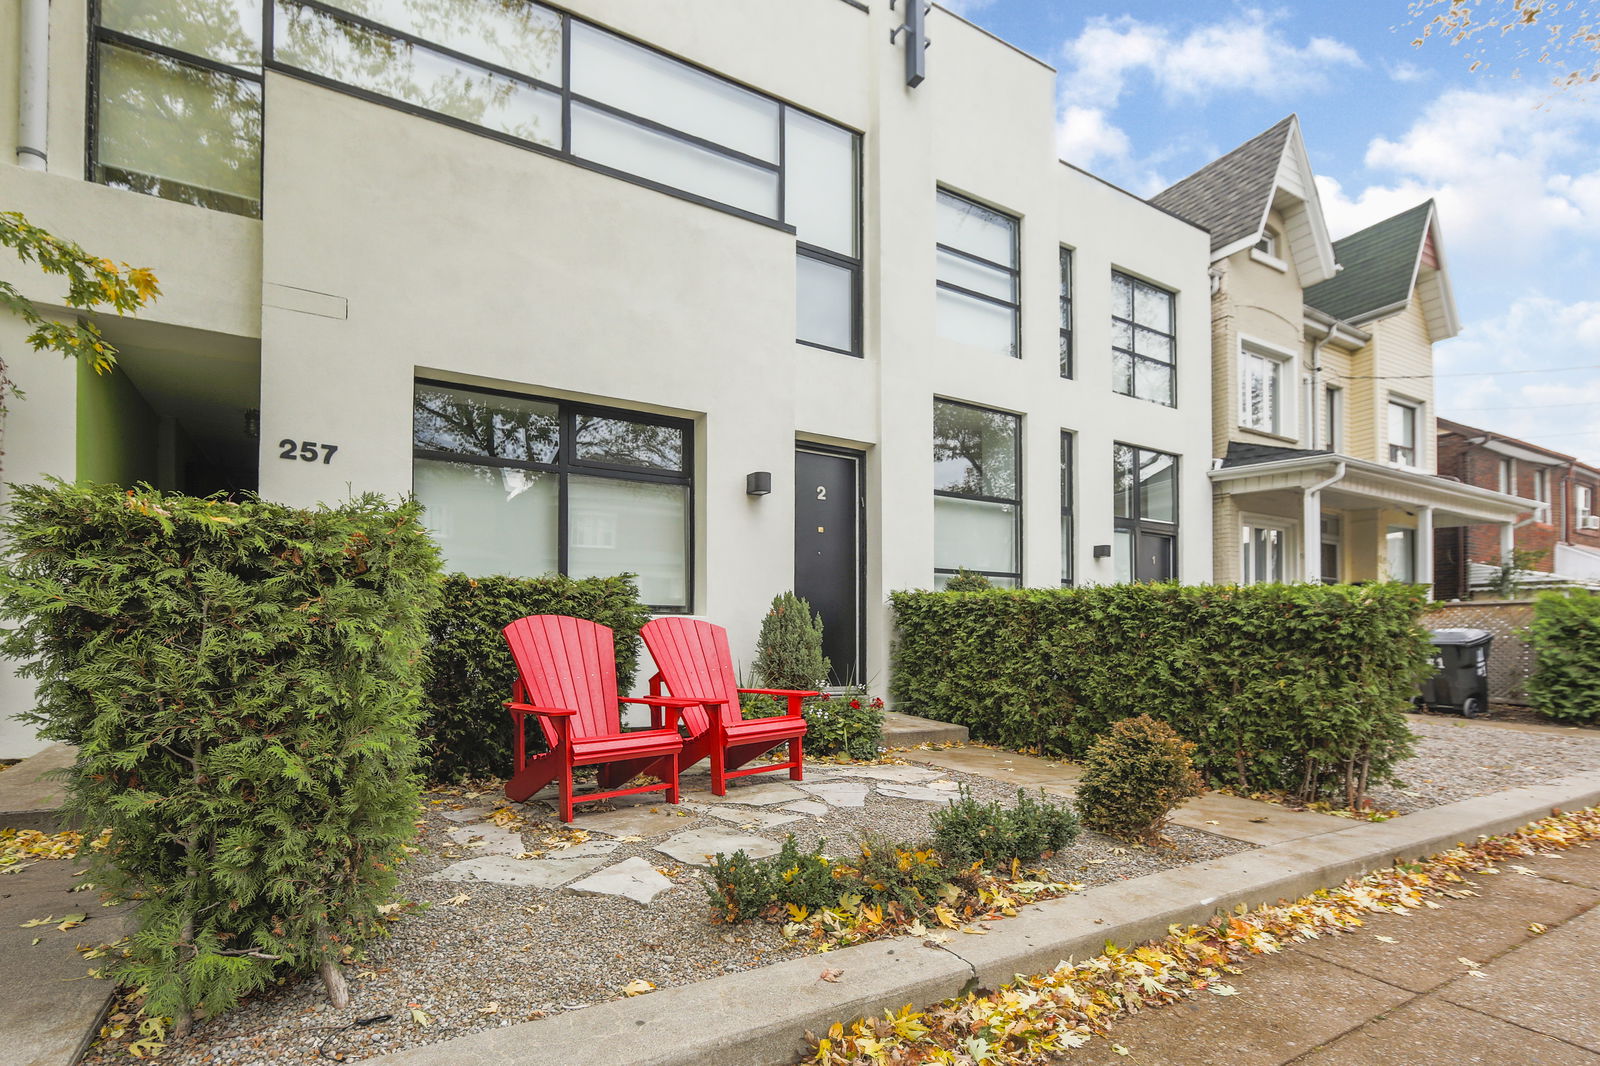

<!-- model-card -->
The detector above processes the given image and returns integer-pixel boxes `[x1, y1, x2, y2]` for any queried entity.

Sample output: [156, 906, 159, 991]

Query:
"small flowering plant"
[744, 685, 885, 760]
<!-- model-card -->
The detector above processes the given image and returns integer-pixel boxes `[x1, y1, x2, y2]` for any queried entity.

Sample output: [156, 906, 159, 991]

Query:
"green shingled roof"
[1304, 201, 1434, 323]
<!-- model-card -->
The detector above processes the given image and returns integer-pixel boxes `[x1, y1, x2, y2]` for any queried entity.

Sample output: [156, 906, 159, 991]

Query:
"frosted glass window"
[569, 477, 689, 609]
[784, 109, 857, 256]
[1114, 530, 1133, 584]
[1139, 451, 1176, 523]
[936, 249, 1014, 302]
[571, 102, 778, 217]
[936, 192, 1016, 266]
[275, 2, 559, 145]
[934, 399, 1020, 585]
[570, 23, 779, 164]
[102, 0, 262, 66]
[936, 289, 1016, 359]
[797, 254, 854, 352]
[414, 459, 559, 578]
[413, 384, 559, 462]
[320, 0, 562, 82]
[1113, 443, 1179, 584]
[95, 43, 263, 216]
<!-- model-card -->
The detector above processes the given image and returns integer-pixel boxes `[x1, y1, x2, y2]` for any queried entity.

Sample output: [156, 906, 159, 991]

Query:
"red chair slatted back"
[641, 617, 743, 737]
[503, 615, 621, 747]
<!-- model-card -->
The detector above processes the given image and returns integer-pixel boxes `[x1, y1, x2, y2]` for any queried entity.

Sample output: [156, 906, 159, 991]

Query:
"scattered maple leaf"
[409, 1007, 431, 1027]
[622, 979, 656, 997]
[819, 969, 844, 983]
[477, 1002, 500, 1015]
[1112, 1044, 1131, 1055]
[1209, 984, 1240, 996]
[443, 894, 471, 906]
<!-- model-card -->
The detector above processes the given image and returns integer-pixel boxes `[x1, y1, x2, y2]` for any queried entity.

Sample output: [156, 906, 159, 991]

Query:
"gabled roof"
[1304, 200, 1461, 339]
[1148, 115, 1337, 283]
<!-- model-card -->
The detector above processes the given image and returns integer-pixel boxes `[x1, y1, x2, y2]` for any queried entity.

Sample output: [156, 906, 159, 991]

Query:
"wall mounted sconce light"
[1093, 544, 1112, 559]
[746, 471, 772, 496]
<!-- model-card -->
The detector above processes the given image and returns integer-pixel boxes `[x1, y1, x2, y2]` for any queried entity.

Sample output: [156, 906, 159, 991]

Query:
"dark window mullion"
[95, 28, 265, 81]
[935, 241, 1018, 276]
[934, 488, 1019, 507]
[560, 12, 572, 154]
[935, 280, 1019, 311]
[568, 91, 781, 173]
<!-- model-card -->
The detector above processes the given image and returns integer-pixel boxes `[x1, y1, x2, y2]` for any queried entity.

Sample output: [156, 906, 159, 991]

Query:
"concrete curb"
[369, 768, 1600, 1066]
[0, 743, 73, 833]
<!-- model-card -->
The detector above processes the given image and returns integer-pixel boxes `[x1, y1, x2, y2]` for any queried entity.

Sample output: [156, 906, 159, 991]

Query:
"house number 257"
[278, 439, 339, 464]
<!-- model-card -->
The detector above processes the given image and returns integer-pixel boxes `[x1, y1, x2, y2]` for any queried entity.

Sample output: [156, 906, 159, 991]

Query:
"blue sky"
[942, 1, 1600, 465]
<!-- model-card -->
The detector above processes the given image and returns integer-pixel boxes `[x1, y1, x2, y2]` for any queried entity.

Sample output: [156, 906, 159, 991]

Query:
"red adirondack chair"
[502, 615, 701, 822]
[639, 616, 818, 796]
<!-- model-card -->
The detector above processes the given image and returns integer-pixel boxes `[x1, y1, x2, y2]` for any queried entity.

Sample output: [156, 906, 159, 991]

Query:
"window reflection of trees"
[412, 386, 559, 463]
[101, 0, 263, 66]
[574, 416, 683, 471]
[933, 402, 1018, 499]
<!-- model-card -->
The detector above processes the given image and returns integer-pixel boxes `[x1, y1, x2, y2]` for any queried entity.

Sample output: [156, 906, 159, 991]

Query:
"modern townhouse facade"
[1434, 418, 1600, 598]
[0, 0, 1214, 755]
[1147, 117, 1525, 593]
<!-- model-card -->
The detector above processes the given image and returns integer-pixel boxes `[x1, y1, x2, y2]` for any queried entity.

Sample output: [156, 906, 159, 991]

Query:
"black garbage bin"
[1415, 628, 1493, 718]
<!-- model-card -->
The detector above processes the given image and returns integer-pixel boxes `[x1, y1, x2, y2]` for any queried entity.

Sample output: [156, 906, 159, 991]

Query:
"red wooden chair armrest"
[615, 697, 690, 732]
[503, 701, 578, 717]
[735, 688, 818, 718]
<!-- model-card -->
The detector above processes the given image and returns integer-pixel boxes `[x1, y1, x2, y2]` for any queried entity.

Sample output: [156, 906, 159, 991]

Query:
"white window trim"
[1386, 395, 1424, 470]
[1498, 456, 1515, 494]
[1578, 484, 1595, 521]
[1240, 511, 1299, 584]
[1238, 337, 1298, 439]
[1323, 384, 1344, 452]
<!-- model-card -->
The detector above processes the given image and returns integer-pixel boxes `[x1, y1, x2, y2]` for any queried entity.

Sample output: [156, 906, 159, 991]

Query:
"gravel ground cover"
[82, 762, 1249, 1066]
[1366, 712, 1600, 814]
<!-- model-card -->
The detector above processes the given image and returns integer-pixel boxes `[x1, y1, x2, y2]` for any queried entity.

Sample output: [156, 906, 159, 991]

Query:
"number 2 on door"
[816, 486, 827, 500]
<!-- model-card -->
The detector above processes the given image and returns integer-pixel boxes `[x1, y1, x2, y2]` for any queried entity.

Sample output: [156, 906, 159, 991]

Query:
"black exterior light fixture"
[1093, 544, 1112, 559]
[889, 0, 930, 87]
[746, 471, 773, 496]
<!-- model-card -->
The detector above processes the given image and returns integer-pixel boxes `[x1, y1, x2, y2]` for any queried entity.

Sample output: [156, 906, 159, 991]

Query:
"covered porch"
[1210, 452, 1528, 594]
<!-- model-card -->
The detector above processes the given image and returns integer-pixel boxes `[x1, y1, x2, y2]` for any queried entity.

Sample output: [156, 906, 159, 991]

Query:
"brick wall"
[1420, 600, 1535, 705]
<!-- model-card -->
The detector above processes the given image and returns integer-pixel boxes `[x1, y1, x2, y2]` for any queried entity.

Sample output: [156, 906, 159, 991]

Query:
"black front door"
[794, 447, 863, 686]
[1133, 533, 1175, 583]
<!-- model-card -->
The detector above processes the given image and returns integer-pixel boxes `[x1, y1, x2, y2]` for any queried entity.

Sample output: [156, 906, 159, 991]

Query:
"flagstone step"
[879, 711, 968, 748]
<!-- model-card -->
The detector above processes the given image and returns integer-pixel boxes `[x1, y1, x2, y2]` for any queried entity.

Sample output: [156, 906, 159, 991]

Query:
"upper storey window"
[935, 191, 1020, 359]
[92, 0, 265, 216]
[1111, 271, 1175, 407]
[87, 0, 863, 352]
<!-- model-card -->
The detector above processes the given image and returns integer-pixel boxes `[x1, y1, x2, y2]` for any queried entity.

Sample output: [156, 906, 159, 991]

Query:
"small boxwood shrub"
[706, 834, 957, 923]
[1526, 591, 1600, 723]
[0, 482, 441, 1034]
[422, 573, 650, 781]
[1075, 715, 1204, 844]
[943, 568, 993, 591]
[930, 787, 1080, 867]
[891, 583, 1429, 803]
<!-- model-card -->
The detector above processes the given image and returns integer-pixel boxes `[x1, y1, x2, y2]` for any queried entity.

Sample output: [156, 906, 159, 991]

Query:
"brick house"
[1434, 418, 1600, 598]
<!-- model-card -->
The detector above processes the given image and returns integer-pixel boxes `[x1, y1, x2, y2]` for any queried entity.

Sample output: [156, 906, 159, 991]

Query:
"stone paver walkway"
[1064, 838, 1600, 1064]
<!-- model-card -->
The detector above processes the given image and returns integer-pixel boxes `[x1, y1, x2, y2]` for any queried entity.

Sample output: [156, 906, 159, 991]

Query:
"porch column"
[1417, 505, 1435, 597]
[1501, 521, 1515, 561]
[1302, 488, 1321, 584]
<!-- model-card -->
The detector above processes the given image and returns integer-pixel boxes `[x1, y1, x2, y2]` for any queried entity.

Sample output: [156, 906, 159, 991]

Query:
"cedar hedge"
[1526, 590, 1600, 723]
[421, 573, 651, 781]
[890, 583, 1432, 803]
[0, 482, 442, 1033]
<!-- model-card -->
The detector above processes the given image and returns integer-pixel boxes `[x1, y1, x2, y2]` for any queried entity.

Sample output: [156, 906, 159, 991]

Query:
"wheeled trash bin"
[1415, 628, 1493, 718]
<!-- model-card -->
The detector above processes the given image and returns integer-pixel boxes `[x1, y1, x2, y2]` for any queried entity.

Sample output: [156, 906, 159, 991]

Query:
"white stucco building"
[0, 0, 1214, 755]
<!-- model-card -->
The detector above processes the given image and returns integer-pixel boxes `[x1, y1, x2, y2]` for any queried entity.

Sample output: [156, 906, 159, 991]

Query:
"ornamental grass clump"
[1074, 715, 1204, 845]
[0, 482, 442, 1036]
[930, 787, 1080, 868]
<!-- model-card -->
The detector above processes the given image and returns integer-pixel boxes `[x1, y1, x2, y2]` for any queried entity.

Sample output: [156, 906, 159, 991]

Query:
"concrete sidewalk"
[1067, 837, 1600, 1064]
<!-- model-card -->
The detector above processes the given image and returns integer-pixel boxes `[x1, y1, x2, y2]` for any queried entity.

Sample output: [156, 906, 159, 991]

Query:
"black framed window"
[935, 190, 1020, 359]
[1111, 271, 1176, 406]
[788, 108, 862, 356]
[1060, 431, 1074, 586]
[933, 399, 1020, 588]
[1059, 247, 1074, 378]
[89, 0, 264, 216]
[1112, 443, 1177, 584]
[412, 380, 693, 612]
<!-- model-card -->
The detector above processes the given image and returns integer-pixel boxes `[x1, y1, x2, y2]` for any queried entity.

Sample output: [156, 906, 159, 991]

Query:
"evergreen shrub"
[753, 591, 830, 690]
[421, 573, 650, 781]
[1526, 591, 1600, 723]
[1074, 715, 1204, 844]
[706, 833, 959, 923]
[890, 583, 1431, 803]
[943, 568, 993, 591]
[0, 482, 442, 1033]
[930, 787, 1079, 867]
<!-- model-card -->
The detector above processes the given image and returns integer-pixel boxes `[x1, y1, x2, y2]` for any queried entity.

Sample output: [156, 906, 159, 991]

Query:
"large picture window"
[933, 400, 1020, 587]
[1113, 443, 1177, 583]
[412, 381, 692, 611]
[1111, 272, 1176, 406]
[91, 0, 264, 216]
[935, 191, 1020, 359]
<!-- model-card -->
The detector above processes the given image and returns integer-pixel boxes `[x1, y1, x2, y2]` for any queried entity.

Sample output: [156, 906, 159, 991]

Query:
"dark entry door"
[795, 447, 863, 685]
[1133, 533, 1175, 583]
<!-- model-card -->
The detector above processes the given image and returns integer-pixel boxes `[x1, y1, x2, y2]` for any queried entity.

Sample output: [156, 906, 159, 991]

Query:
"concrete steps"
[879, 711, 969, 748]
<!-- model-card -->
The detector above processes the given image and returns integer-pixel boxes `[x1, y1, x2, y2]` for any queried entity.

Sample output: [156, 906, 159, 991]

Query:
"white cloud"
[1054, 10, 1360, 179]
[1385, 61, 1431, 83]
[1436, 296, 1600, 464]
[1316, 88, 1600, 258]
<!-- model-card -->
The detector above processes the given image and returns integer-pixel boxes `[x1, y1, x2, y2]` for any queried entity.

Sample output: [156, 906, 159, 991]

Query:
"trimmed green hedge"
[421, 573, 651, 781]
[1527, 591, 1600, 723]
[890, 583, 1432, 802]
[0, 482, 441, 1032]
